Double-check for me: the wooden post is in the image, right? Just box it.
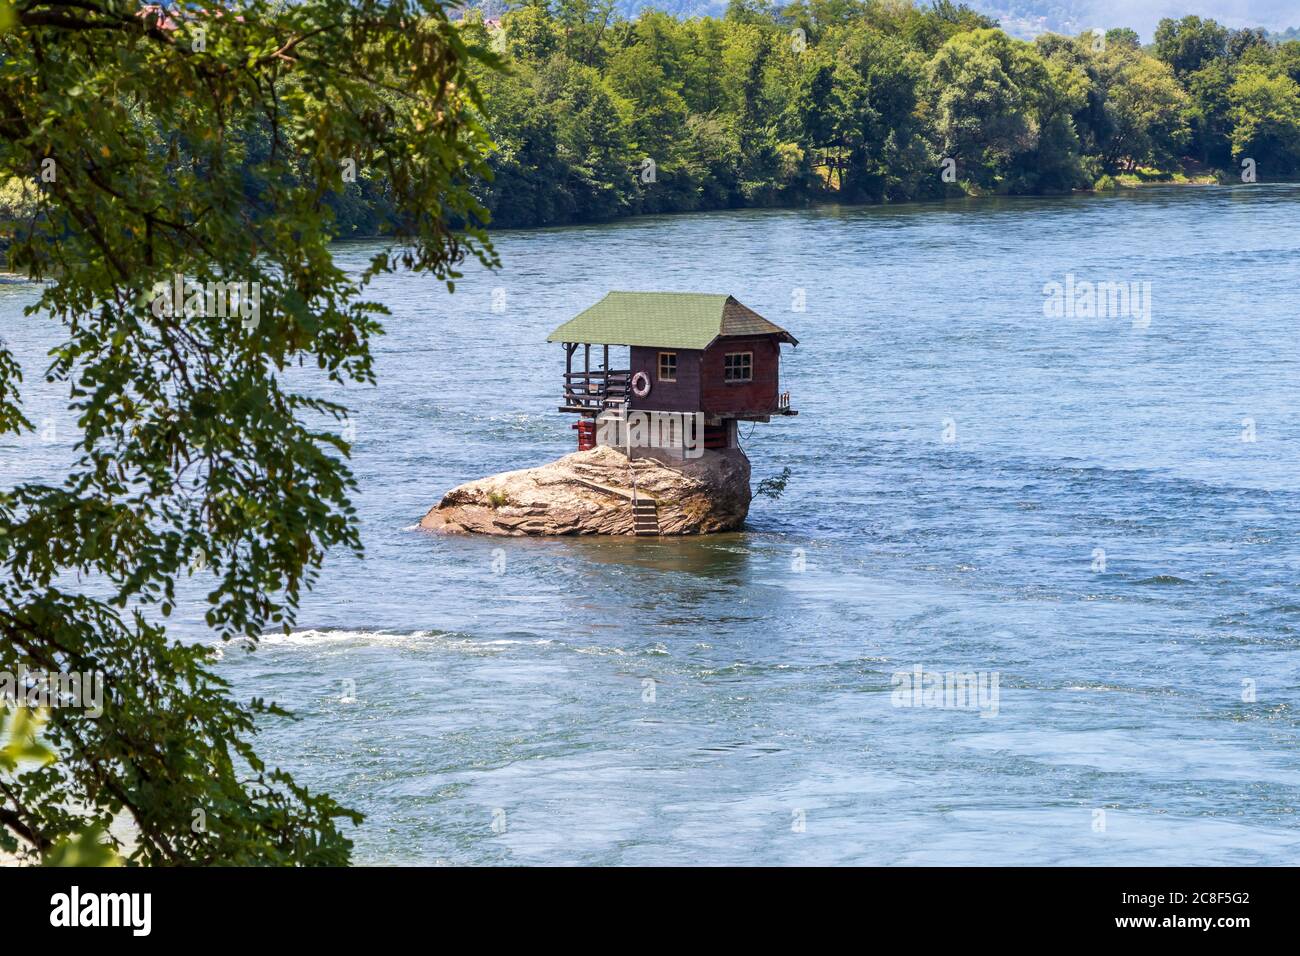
[564,342,573,404]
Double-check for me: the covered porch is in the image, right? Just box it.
[558,342,630,413]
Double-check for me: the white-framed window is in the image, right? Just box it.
[658,351,677,382]
[724,351,752,383]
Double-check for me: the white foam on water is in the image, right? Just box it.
[217,628,558,653]
[256,628,438,647]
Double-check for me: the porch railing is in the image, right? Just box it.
[563,369,631,411]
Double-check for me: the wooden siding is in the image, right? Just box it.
[628,346,702,413]
[701,336,780,416]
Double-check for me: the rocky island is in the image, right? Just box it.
[420,445,752,536]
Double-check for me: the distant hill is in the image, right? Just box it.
[964,2,1087,38]
[458,1,1298,44]
[965,2,1299,40]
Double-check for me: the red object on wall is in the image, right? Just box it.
[573,419,596,451]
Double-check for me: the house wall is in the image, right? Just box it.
[701,336,780,416]
[628,346,702,413]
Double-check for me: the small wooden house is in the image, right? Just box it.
[548,292,798,452]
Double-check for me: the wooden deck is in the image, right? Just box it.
[562,368,630,413]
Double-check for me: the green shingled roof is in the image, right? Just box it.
[547,292,798,349]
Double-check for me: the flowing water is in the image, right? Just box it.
[3,184,1299,864]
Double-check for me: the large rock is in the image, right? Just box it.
[420,445,751,536]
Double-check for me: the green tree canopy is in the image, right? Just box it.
[1229,66,1300,173]
[926,29,1054,190]
[0,0,495,864]
[1154,15,1230,78]
[1097,44,1191,172]
[431,3,1300,228]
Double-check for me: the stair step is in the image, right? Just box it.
[631,493,659,536]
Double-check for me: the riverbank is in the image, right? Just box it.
[1095,162,1223,191]
[350,164,1249,238]
[0,166,1254,256]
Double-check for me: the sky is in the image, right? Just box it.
[980,1,1297,40]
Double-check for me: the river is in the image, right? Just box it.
[3,184,1299,864]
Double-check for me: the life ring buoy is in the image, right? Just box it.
[631,371,651,398]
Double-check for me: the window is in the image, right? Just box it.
[724,352,752,383]
[658,352,677,382]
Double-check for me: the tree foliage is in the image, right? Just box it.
[1229,67,1300,172]
[458,2,1300,227]
[0,0,496,864]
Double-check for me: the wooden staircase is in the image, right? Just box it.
[632,496,659,536]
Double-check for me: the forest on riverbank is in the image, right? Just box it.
[455,1,1300,227]
[3,1,1300,237]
